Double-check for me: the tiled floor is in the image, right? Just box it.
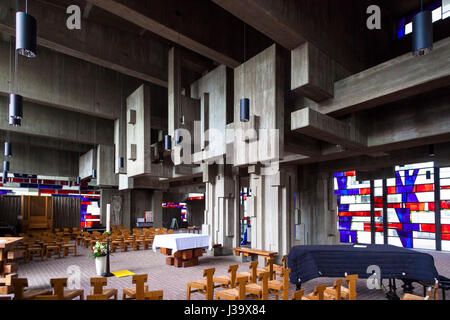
[5,246,450,300]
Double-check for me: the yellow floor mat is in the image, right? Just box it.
[112,270,136,278]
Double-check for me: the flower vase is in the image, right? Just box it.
[95,256,106,276]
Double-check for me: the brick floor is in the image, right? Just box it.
[4,245,450,300]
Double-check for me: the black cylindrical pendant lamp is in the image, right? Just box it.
[4,142,11,157]
[240,98,250,122]
[16,12,37,58]
[412,10,433,56]
[118,157,124,169]
[9,94,23,120]
[76,176,81,184]
[68,180,72,187]
[92,169,97,179]
[2,170,8,183]
[3,161,9,172]
[164,135,172,151]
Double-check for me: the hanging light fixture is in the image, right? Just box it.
[4,142,11,157]
[76,176,81,184]
[240,98,250,122]
[9,93,23,120]
[164,134,172,151]
[174,129,183,146]
[412,1,433,56]
[118,157,124,169]
[16,0,37,58]
[92,169,97,179]
[2,170,8,184]
[240,24,250,122]
[428,144,435,157]
[68,180,72,187]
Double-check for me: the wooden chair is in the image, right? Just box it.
[291,289,305,300]
[0,296,12,300]
[62,237,77,257]
[144,290,164,300]
[402,280,439,300]
[245,271,270,300]
[122,231,135,251]
[302,284,327,300]
[273,255,287,278]
[257,257,275,280]
[12,278,53,300]
[43,238,61,260]
[268,267,290,300]
[34,295,59,300]
[87,294,109,300]
[90,277,118,300]
[26,245,44,262]
[324,274,358,300]
[168,229,174,234]
[237,261,258,284]
[83,233,92,248]
[216,276,248,300]
[187,268,215,300]
[110,235,125,252]
[123,274,150,300]
[213,265,239,289]
[323,279,343,300]
[50,278,84,300]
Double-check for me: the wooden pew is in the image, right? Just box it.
[232,247,277,260]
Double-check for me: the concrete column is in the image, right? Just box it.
[151,190,163,228]
[299,167,338,245]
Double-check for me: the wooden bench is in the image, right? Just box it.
[232,247,277,261]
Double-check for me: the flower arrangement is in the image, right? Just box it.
[90,241,108,258]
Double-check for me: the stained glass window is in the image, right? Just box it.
[387,162,435,250]
[334,171,372,244]
[396,1,445,39]
[441,167,450,251]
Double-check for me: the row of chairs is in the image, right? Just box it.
[4,274,163,300]
[13,235,78,262]
[186,257,360,301]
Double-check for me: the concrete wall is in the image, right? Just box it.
[79,149,96,180]
[97,145,118,186]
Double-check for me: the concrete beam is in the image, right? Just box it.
[0,1,168,87]
[291,42,350,102]
[291,108,367,149]
[0,96,114,146]
[85,0,241,68]
[211,0,367,73]
[318,37,450,116]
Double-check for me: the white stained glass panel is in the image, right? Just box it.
[412,231,435,239]
[442,240,450,252]
[374,180,383,187]
[387,178,396,187]
[441,189,450,200]
[405,22,413,34]
[441,167,450,178]
[334,179,338,190]
[415,173,434,185]
[411,211,435,224]
[395,162,434,171]
[444,0,450,19]
[348,204,371,211]
[432,7,442,22]
[387,208,399,223]
[352,217,371,222]
[375,233,384,244]
[388,229,399,237]
[415,192,435,202]
[357,231,371,244]
[388,236,403,247]
[374,188,383,197]
[413,239,436,250]
[442,210,450,225]
[387,194,402,203]
[350,222,365,231]
[441,178,450,187]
